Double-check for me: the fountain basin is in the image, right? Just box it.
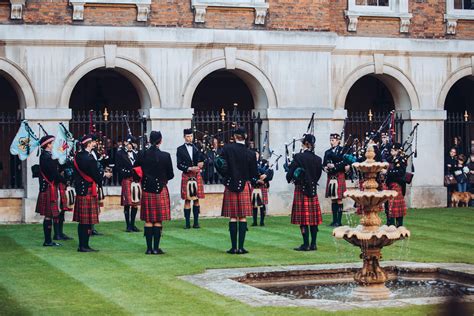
[344,190,398,207]
[333,225,410,243]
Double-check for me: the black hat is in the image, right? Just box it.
[392,142,402,150]
[125,134,137,144]
[40,135,55,148]
[303,133,316,145]
[81,134,94,145]
[183,128,193,136]
[233,127,247,138]
[150,131,162,144]
[330,133,341,140]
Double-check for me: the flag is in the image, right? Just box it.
[10,120,39,161]
[52,124,75,165]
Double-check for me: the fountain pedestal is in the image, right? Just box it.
[333,146,410,300]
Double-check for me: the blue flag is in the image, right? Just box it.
[52,124,75,165]
[10,120,39,161]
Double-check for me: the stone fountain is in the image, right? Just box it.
[333,145,410,299]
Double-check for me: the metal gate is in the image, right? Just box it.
[0,112,22,189]
[345,111,405,144]
[445,111,473,155]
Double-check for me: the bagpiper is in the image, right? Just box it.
[35,135,64,247]
[323,133,348,227]
[218,127,257,254]
[176,128,205,229]
[286,133,323,251]
[55,160,75,241]
[138,131,174,255]
[384,142,408,227]
[251,151,273,227]
[116,134,141,232]
[73,134,103,252]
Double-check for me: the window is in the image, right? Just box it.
[445,0,474,34]
[191,0,269,25]
[69,0,151,22]
[345,0,412,33]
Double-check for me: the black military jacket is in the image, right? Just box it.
[116,148,138,182]
[286,150,322,198]
[220,142,258,193]
[138,146,174,193]
[323,145,346,175]
[386,155,407,196]
[39,150,64,192]
[74,150,103,196]
[176,143,205,173]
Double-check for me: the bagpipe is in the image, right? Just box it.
[122,114,143,203]
[398,123,419,184]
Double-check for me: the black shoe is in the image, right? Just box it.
[53,235,63,241]
[145,249,153,255]
[60,234,73,240]
[226,248,237,254]
[329,222,335,227]
[192,224,200,229]
[309,245,317,251]
[91,230,103,236]
[293,245,310,251]
[260,223,265,227]
[126,226,133,232]
[237,248,249,254]
[43,242,61,247]
[251,222,257,227]
[132,226,140,232]
[77,247,92,252]
[184,224,191,229]
[153,249,165,255]
[85,247,99,252]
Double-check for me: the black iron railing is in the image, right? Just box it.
[345,111,405,144]
[445,111,473,155]
[0,112,23,189]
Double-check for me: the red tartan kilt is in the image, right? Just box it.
[35,187,59,218]
[325,171,347,199]
[181,172,205,200]
[140,187,171,223]
[73,188,99,224]
[221,182,252,218]
[388,182,407,218]
[121,177,140,207]
[291,185,323,226]
[261,186,269,205]
[58,183,73,212]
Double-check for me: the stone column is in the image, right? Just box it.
[22,108,72,223]
[148,108,194,218]
[406,110,447,208]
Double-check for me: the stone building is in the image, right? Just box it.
[0,0,473,222]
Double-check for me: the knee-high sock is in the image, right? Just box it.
[300,225,309,247]
[396,217,404,227]
[192,205,200,226]
[252,207,258,224]
[130,207,138,228]
[43,219,52,244]
[331,202,337,225]
[124,206,130,228]
[144,227,153,251]
[53,217,60,238]
[229,222,238,250]
[184,208,191,227]
[238,222,247,250]
[77,224,84,248]
[85,225,92,248]
[310,225,318,247]
[59,211,67,236]
[152,226,162,250]
[260,205,266,225]
[387,217,395,226]
[337,204,343,226]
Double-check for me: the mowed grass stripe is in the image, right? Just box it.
[0,236,128,316]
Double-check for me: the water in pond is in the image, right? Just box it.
[258,279,474,301]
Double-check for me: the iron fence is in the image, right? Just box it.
[345,111,405,144]
[445,111,473,156]
[0,112,22,189]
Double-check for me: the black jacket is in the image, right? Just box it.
[116,148,138,182]
[74,150,103,196]
[323,145,346,175]
[386,155,407,196]
[39,150,64,192]
[220,142,258,192]
[137,146,174,193]
[286,150,322,198]
[176,143,205,173]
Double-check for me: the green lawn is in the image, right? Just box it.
[0,208,473,315]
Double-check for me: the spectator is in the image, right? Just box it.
[445,147,457,207]
[467,152,474,207]
[453,154,469,193]
[453,136,465,157]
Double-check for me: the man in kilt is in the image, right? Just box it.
[383,142,407,227]
[138,131,174,255]
[251,151,273,227]
[286,134,323,251]
[323,133,348,227]
[219,127,257,254]
[177,128,205,229]
[73,134,103,252]
[54,160,75,241]
[116,134,140,232]
[35,135,64,247]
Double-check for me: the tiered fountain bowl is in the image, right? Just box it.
[333,145,410,300]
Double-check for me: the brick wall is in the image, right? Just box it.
[0,0,473,39]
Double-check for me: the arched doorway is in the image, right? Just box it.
[444,75,474,157]
[191,70,263,184]
[0,72,22,189]
[344,74,404,144]
[69,68,143,186]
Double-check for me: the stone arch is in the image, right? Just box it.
[437,65,473,109]
[182,57,278,110]
[335,63,420,111]
[59,56,161,109]
[0,58,37,109]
